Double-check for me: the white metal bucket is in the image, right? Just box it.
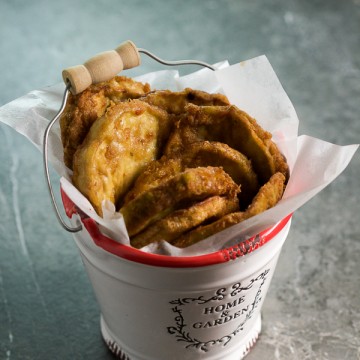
[67,192,291,360]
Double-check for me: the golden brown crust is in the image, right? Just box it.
[140,88,229,115]
[123,157,183,205]
[124,140,259,209]
[130,195,239,249]
[164,104,289,184]
[171,172,286,248]
[72,99,171,216]
[60,76,151,169]
[120,166,240,237]
[179,141,259,208]
[61,75,288,248]
[243,172,285,218]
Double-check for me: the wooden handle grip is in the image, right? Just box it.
[62,40,141,94]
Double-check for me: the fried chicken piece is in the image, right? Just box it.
[123,157,183,205]
[179,141,259,208]
[72,99,171,216]
[171,172,286,248]
[130,195,239,249]
[60,76,151,169]
[241,172,286,219]
[165,104,289,184]
[140,88,229,114]
[124,141,258,208]
[120,166,240,237]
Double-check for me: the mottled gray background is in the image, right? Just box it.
[0,0,359,359]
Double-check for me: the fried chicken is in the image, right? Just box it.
[60,76,151,169]
[130,195,239,248]
[72,99,171,215]
[165,104,289,184]
[179,141,259,208]
[140,88,229,114]
[124,141,259,209]
[171,172,286,248]
[60,75,288,249]
[120,166,240,237]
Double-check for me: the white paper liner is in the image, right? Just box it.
[0,56,358,257]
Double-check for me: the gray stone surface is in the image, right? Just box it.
[0,0,359,359]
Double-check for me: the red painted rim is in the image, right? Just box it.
[61,187,292,268]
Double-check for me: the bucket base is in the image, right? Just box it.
[100,314,261,360]
[101,316,131,360]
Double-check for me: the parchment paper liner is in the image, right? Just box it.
[0,56,358,257]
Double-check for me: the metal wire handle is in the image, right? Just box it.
[138,48,216,71]
[44,44,215,232]
[43,82,82,232]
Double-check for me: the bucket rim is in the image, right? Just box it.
[61,187,292,268]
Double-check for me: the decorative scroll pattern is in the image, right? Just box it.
[167,269,270,352]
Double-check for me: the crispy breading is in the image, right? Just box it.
[179,141,259,208]
[123,157,183,205]
[165,104,289,184]
[120,166,240,237]
[269,142,290,180]
[124,141,259,208]
[130,195,239,249]
[241,172,286,218]
[171,172,286,248]
[60,76,151,169]
[140,88,229,114]
[72,100,171,216]
[61,75,289,249]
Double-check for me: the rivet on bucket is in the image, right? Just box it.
[220,214,292,262]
